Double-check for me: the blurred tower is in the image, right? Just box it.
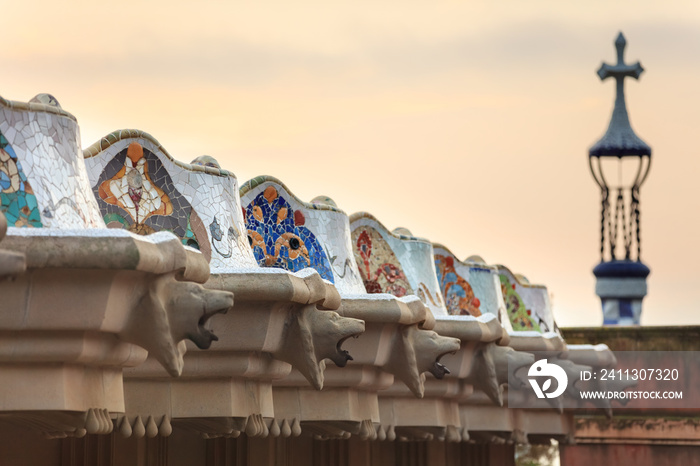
[589,32,651,325]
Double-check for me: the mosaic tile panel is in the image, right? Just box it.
[498,266,555,333]
[499,275,541,332]
[349,213,448,317]
[354,227,413,297]
[432,245,512,330]
[84,131,257,269]
[434,254,482,317]
[0,130,41,227]
[240,178,365,294]
[241,184,334,282]
[0,96,105,229]
[91,141,208,254]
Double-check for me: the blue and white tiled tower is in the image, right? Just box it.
[589,32,651,325]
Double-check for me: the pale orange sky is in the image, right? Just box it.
[4,1,700,326]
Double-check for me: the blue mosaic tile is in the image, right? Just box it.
[244,185,334,282]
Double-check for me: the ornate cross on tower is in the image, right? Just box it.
[591,32,650,158]
[588,32,652,326]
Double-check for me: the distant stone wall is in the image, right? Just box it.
[561,326,700,351]
[560,326,700,466]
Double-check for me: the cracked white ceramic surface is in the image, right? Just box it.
[84,136,258,270]
[0,101,104,229]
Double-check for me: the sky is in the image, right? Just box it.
[4,1,700,327]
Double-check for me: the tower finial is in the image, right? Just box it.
[588,32,652,325]
[590,31,650,158]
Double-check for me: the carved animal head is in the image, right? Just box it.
[388,326,461,398]
[467,342,505,407]
[555,358,592,399]
[274,305,365,390]
[493,346,535,388]
[123,273,234,376]
[311,311,365,368]
[415,330,461,380]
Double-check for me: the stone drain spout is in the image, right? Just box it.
[274,304,365,391]
[390,327,461,398]
[122,272,234,376]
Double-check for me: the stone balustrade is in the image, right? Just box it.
[0,95,233,438]
[348,214,544,442]
[240,177,461,440]
[84,133,365,438]
[0,92,624,465]
[432,246,620,437]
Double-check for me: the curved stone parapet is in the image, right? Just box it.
[0,97,238,437]
[349,212,447,317]
[236,178,467,441]
[82,139,368,437]
[239,176,365,294]
[344,213,531,441]
[0,90,621,454]
[84,132,363,387]
[430,245,584,411]
[384,229,584,441]
[83,130,257,269]
[430,244,563,349]
[428,245,568,412]
[0,95,104,228]
[239,178,459,393]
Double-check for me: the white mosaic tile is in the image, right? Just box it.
[0,99,105,229]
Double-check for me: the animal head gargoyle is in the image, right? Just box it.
[274,304,365,390]
[122,272,234,376]
[387,326,461,398]
[466,342,504,407]
[490,345,535,389]
[555,359,592,399]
